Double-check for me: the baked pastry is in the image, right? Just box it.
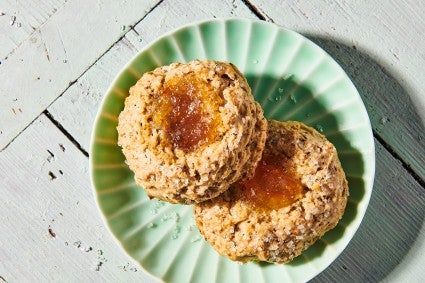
[117,60,267,204]
[194,120,348,263]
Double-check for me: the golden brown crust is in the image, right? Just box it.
[117,60,267,204]
[194,120,348,263]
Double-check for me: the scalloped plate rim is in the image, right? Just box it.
[89,18,376,283]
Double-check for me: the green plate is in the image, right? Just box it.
[90,19,375,283]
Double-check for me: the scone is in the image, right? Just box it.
[117,60,267,204]
[194,120,348,263]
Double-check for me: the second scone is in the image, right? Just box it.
[117,60,267,204]
[194,120,348,263]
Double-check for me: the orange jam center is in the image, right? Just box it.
[155,74,222,152]
[237,154,305,210]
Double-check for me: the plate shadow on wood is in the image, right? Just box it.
[306,35,425,282]
[90,19,379,282]
[306,34,425,180]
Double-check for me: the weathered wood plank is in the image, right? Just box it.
[2,1,423,282]
[0,114,159,282]
[0,0,161,151]
[0,0,68,59]
[1,118,423,282]
[47,0,256,151]
[307,36,425,183]
[47,36,139,150]
[247,0,425,182]
[312,140,425,282]
[383,222,425,282]
[132,0,257,44]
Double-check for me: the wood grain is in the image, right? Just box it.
[1,119,423,282]
[47,35,139,150]
[1,0,424,282]
[247,0,425,181]
[0,0,68,59]
[0,0,161,151]
[47,0,256,151]
[0,115,158,282]
[132,0,256,44]
[312,140,425,282]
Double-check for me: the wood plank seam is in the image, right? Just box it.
[240,0,274,22]
[374,131,425,188]
[44,110,89,157]
[243,0,425,183]
[0,0,164,153]
[0,110,40,153]
[127,0,164,35]
[8,1,422,191]
[47,0,423,188]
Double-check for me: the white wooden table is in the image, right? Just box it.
[1,1,424,282]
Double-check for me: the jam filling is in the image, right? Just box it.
[237,153,305,210]
[154,74,223,152]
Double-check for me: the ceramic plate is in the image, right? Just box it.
[90,19,375,283]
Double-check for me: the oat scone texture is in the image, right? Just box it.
[117,60,267,204]
[194,120,349,263]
